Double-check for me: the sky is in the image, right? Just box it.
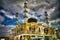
[0,0,60,36]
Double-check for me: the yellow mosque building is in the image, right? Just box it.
[9,0,58,40]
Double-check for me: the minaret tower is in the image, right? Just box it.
[16,12,19,35]
[45,11,49,27]
[24,0,28,24]
[16,12,18,26]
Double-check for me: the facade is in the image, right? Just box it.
[10,0,57,40]
[12,22,57,40]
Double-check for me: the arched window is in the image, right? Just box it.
[20,36,22,40]
[39,28,40,32]
[44,28,48,34]
[29,27,35,33]
[20,28,24,33]
[29,27,32,31]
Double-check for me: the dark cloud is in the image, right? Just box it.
[50,0,60,20]
[29,4,48,11]
[0,0,23,13]
[0,0,4,6]
[29,0,56,10]
[28,0,60,21]
[0,0,24,5]
[0,32,10,36]
[0,25,12,36]
[51,22,60,29]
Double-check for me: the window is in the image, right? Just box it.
[33,27,35,32]
[21,28,23,31]
[20,28,24,33]
[39,28,40,32]
[29,27,33,31]
[29,27,35,33]
[44,28,48,34]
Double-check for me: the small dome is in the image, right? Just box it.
[28,18,37,23]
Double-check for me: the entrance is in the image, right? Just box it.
[20,35,30,40]
[24,35,30,40]
[44,36,51,40]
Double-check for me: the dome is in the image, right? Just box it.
[28,18,37,23]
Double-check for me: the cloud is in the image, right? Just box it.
[0,0,23,13]
[50,18,60,23]
[28,0,60,21]
[0,9,16,25]
[0,0,59,21]
[49,18,60,29]
[50,0,60,20]
[0,10,15,19]
[0,0,60,24]
[0,24,14,36]
[0,0,4,6]
[0,16,5,23]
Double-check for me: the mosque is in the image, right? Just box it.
[9,0,58,40]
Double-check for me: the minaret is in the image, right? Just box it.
[24,0,28,23]
[45,11,49,27]
[16,12,19,35]
[16,12,19,26]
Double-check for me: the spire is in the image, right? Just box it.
[24,0,28,23]
[16,12,19,26]
[16,12,19,35]
[45,11,49,27]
